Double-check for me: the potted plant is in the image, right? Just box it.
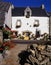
[3,42,10,58]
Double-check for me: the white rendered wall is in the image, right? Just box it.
[12,16,49,34]
[5,6,12,29]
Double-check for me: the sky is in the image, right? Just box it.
[2,0,51,12]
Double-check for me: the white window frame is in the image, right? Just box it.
[16,20,21,28]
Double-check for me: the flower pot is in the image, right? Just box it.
[3,50,10,58]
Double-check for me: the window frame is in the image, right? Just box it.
[16,20,21,28]
[33,20,39,27]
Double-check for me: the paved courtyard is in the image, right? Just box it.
[0,43,51,65]
[0,44,28,65]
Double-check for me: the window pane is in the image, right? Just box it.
[34,20,39,27]
[16,20,21,28]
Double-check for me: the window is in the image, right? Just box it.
[26,11,30,18]
[16,20,21,28]
[24,7,32,18]
[33,20,39,27]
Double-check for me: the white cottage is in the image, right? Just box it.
[12,4,50,36]
[0,2,51,38]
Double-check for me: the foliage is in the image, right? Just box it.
[4,46,10,50]
[2,28,11,39]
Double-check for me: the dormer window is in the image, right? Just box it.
[24,7,32,18]
[16,20,21,28]
[26,11,30,18]
[33,20,39,27]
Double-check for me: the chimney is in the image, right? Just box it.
[41,4,45,9]
[11,4,14,9]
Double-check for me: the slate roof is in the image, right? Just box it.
[0,12,5,26]
[0,2,11,12]
[0,2,11,26]
[12,7,49,17]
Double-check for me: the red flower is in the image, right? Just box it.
[0,48,3,50]
[3,42,10,46]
